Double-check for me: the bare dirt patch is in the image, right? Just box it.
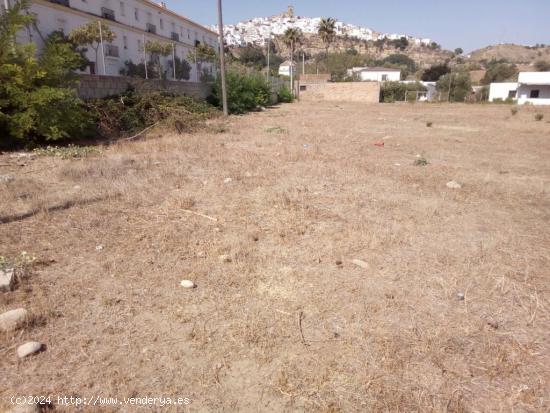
[1,102,549,412]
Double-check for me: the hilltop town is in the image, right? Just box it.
[215,6,432,48]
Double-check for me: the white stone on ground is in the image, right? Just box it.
[17,341,43,358]
[446,181,462,189]
[351,259,369,269]
[0,268,15,292]
[0,308,28,332]
[180,280,196,289]
[223,177,233,184]
[219,254,232,263]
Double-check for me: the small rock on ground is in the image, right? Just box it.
[0,308,28,332]
[351,259,369,269]
[0,268,16,292]
[219,254,232,263]
[0,174,15,183]
[17,341,43,358]
[180,280,196,289]
[446,181,462,189]
[223,177,233,184]
[457,292,465,301]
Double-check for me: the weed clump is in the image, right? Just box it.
[414,157,429,166]
[33,145,101,159]
[511,107,518,116]
[534,113,544,121]
[426,121,433,127]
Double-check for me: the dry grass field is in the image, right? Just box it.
[1,101,550,412]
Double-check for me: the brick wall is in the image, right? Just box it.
[299,81,380,103]
[77,75,212,100]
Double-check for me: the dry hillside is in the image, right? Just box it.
[469,43,550,65]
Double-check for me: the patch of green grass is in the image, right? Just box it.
[414,157,429,166]
[33,145,101,159]
[265,126,288,134]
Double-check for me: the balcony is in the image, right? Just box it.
[47,0,70,6]
[146,23,157,34]
[105,44,119,58]
[101,7,115,21]
[171,32,180,42]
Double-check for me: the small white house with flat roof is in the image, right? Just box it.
[489,72,550,105]
[517,72,550,105]
[278,60,296,77]
[347,67,401,82]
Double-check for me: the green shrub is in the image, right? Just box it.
[380,81,427,103]
[209,71,271,114]
[436,73,472,102]
[277,84,293,103]
[0,2,93,147]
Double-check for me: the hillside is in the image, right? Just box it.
[469,43,550,65]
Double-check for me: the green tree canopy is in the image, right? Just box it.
[437,72,472,102]
[69,20,116,71]
[318,17,336,54]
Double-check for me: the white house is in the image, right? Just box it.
[5,0,218,81]
[278,60,296,77]
[517,72,550,105]
[347,67,401,82]
[489,72,550,105]
[489,82,518,102]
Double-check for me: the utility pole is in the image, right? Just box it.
[290,40,294,97]
[302,52,305,75]
[98,20,107,75]
[266,35,270,82]
[143,33,148,79]
[217,0,228,116]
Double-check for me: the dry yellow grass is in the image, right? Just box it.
[1,101,549,412]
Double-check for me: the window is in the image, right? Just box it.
[123,35,128,49]
[137,39,142,51]
[120,2,125,17]
[530,90,540,99]
[134,8,139,21]
[508,90,517,98]
[381,74,388,81]
[160,18,164,30]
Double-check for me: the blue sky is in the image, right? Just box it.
[164,0,550,52]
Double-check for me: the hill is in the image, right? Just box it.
[469,43,550,65]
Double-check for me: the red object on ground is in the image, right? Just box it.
[373,140,385,147]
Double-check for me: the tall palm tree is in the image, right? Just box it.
[318,17,336,56]
[283,28,302,94]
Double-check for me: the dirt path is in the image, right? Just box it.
[1,102,550,412]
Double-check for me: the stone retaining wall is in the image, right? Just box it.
[299,81,380,103]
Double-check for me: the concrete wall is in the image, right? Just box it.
[77,75,212,100]
[489,83,518,102]
[299,82,380,103]
[20,0,217,81]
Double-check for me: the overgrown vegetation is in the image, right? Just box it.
[209,70,271,114]
[380,81,427,103]
[33,145,101,159]
[0,1,93,147]
[87,91,217,138]
[436,72,472,102]
[534,113,544,121]
[481,60,518,84]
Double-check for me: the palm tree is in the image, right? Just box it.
[283,28,302,90]
[318,17,336,56]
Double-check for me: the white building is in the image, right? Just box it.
[489,82,518,102]
[517,72,550,105]
[347,67,401,82]
[6,0,218,81]
[489,72,550,105]
[278,60,296,77]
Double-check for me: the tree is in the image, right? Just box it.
[283,27,303,59]
[144,40,172,79]
[481,62,517,84]
[188,43,217,81]
[421,63,450,81]
[318,17,336,56]
[390,37,409,51]
[534,60,550,71]
[454,48,464,55]
[1,1,92,145]
[436,72,472,102]
[69,20,116,73]
[170,56,191,80]
[239,44,266,68]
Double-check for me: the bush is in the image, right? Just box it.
[481,62,518,84]
[421,64,450,81]
[535,113,544,121]
[0,4,93,147]
[511,107,518,116]
[209,71,271,114]
[87,91,216,138]
[436,73,472,102]
[277,84,293,103]
[380,81,427,103]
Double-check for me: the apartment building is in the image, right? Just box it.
[7,0,218,81]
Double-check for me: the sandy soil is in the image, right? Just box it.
[1,101,550,412]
